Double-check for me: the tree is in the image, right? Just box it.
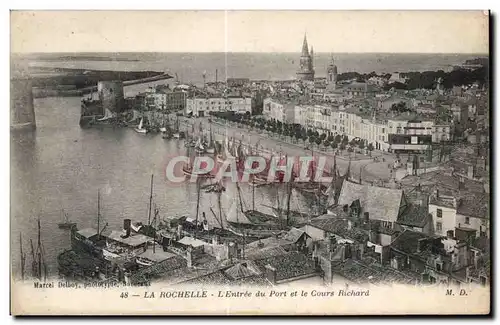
[309,136,315,145]
[320,133,327,141]
[339,143,346,152]
[367,143,374,157]
[327,135,334,143]
[324,140,330,148]
[331,142,338,150]
[358,141,365,150]
[342,136,349,145]
[334,134,342,144]
[347,147,354,153]
[315,137,322,146]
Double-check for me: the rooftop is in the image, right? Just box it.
[177,236,207,248]
[253,251,317,282]
[397,204,430,228]
[106,230,153,248]
[337,180,403,223]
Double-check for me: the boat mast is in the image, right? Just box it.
[194,177,202,239]
[147,174,154,226]
[217,190,224,230]
[252,177,255,211]
[236,181,245,213]
[286,182,292,228]
[37,218,42,280]
[19,233,25,281]
[29,239,36,278]
[97,189,101,241]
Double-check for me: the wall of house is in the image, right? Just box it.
[429,204,457,237]
[304,225,326,241]
[455,214,489,238]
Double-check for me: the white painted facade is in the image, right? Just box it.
[186,97,251,116]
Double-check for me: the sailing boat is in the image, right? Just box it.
[182,142,214,178]
[97,108,116,121]
[19,233,26,281]
[58,209,77,229]
[194,137,206,154]
[173,116,181,138]
[30,218,48,281]
[135,117,148,134]
[206,125,215,154]
[224,184,282,239]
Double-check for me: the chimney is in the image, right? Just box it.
[124,271,131,286]
[467,165,474,179]
[363,212,370,223]
[459,179,465,190]
[265,264,277,284]
[186,246,193,268]
[435,189,440,199]
[177,224,183,238]
[123,219,131,238]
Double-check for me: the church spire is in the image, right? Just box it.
[301,34,309,56]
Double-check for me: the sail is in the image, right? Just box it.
[128,110,141,123]
[226,198,252,224]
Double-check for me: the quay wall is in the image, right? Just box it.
[11,79,36,130]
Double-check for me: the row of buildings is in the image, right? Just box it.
[263,97,451,152]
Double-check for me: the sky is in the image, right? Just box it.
[11,10,489,53]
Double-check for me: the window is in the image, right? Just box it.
[436,222,443,232]
[437,209,442,218]
[465,217,470,225]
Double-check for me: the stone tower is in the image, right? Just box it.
[296,34,315,81]
[326,55,338,91]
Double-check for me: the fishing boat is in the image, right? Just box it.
[58,209,77,229]
[194,138,206,154]
[173,116,181,138]
[182,145,215,178]
[136,257,155,267]
[205,125,215,154]
[97,108,116,122]
[135,118,148,134]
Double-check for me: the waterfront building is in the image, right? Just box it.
[145,89,186,111]
[98,81,124,113]
[185,96,251,117]
[296,34,315,81]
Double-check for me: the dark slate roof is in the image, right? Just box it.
[456,193,490,219]
[224,261,262,280]
[309,217,369,243]
[337,180,403,222]
[282,227,307,243]
[253,251,316,282]
[245,246,288,260]
[331,259,420,285]
[130,255,187,285]
[397,204,430,228]
[390,230,429,255]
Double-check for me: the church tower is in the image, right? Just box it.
[326,54,338,91]
[296,34,315,81]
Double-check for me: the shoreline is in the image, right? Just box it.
[32,73,173,98]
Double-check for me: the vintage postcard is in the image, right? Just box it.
[10,10,490,315]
